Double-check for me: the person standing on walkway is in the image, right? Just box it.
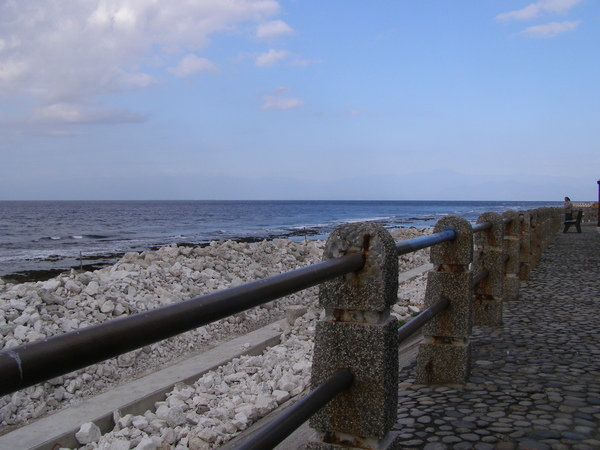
[563,197,573,220]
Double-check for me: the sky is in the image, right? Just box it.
[1,0,599,202]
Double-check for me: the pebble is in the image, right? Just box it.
[392,227,600,449]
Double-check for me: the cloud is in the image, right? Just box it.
[0,0,281,124]
[32,102,147,124]
[256,20,294,40]
[255,49,289,67]
[168,54,219,77]
[520,20,582,38]
[496,0,581,21]
[261,87,304,110]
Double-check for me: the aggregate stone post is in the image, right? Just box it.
[309,222,400,450]
[519,212,532,282]
[529,210,541,270]
[554,207,561,233]
[472,212,504,327]
[502,211,521,301]
[415,216,473,385]
[541,208,551,251]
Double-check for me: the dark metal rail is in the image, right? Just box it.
[472,222,492,233]
[236,369,354,450]
[0,254,364,397]
[396,227,456,255]
[398,297,449,343]
[473,269,490,286]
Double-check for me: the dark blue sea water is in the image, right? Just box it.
[0,200,560,280]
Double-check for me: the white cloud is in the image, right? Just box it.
[0,0,281,124]
[255,49,289,67]
[520,20,582,38]
[261,87,304,110]
[168,54,219,77]
[32,103,147,124]
[256,20,294,40]
[496,0,581,21]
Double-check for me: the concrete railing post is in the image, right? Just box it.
[415,216,473,384]
[502,211,521,301]
[555,207,562,232]
[472,212,505,327]
[551,207,560,233]
[539,208,548,252]
[519,212,532,282]
[542,208,552,250]
[529,210,541,270]
[309,222,400,449]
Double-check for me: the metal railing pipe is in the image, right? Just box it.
[398,297,449,344]
[396,228,456,256]
[237,369,354,450]
[472,269,490,286]
[0,253,365,397]
[472,222,492,233]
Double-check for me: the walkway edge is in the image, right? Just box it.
[0,320,285,450]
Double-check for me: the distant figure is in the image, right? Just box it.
[563,197,573,221]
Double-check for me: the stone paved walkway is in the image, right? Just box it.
[391,225,600,450]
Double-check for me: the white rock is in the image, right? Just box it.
[75,422,101,444]
[117,351,138,368]
[232,411,248,429]
[255,395,276,415]
[161,427,177,445]
[166,406,186,427]
[132,417,149,430]
[155,404,170,420]
[188,436,211,450]
[277,377,297,392]
[84,281,100,296]
[106,439,131,450]
[65,280,82,294]
[285,305,307,325]
[13,324,29,341]
[236,404,257,421]
[273,389,290,404]
[135,435,159,450]
[100,300,116,314]
[9,299,27,311]
[43,279,61,292]
[198,428,219,443]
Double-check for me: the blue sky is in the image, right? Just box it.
[1,0,598,201]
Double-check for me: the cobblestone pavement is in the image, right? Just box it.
[392,225,600,450]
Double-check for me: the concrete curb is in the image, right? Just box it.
[0,263,434,449]
[0,320,285,450]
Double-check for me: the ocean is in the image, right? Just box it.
[0,200,560,281]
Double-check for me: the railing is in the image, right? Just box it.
[0,207,561,449]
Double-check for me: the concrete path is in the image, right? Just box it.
[0,322,284,450]
[390,224,600,449]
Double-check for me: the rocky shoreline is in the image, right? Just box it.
[0,228,326,285]
[0,227,432,448]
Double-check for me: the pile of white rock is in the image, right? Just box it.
[0,227,431,447]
